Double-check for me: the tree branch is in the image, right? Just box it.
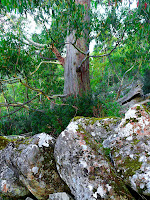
[51,46,65,66]
[0,102,29,109]
[0,94,39,119]
[89,41,120,58]
[30,61,61,76]
[6,13,65,66]
[18,78,67,101]
[116,65,136,100]
[78,28,126,69]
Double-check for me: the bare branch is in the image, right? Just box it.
[116,65,136,100]
[0,94,39,119]
[47,94,68,100]
[30,61,61,76]
[17,78,67,101]
[0,78,20,83]
[78,28,126,69]
[24,37,49,49]
[90,41,120,58]
[0,102,29,109]
[71,43,89,55]
[34,52,58,60]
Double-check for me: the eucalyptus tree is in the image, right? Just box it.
[0,0,149,99]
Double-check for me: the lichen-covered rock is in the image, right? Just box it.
[54,119,134,200]
[49,192,74,200]
[103,104,150,196]
[25,197,34,200]
[0,136,30,198]
[0,133,70,200]
[73,116,121,142]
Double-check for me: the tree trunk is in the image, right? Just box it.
[63,0,90,96]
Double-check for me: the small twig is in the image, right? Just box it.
[116,65,136,100]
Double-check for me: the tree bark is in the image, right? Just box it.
[63,0,90,96]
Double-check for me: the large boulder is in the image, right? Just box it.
[1,104,150,200]
[103,104,150,196]
[54,104,150,199]
[54,117,134,200]
[0,133,70,200]
[0,136,30,199]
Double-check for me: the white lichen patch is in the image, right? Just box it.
[117,122,133,137]
[126,136,133,141]
[66,121,78,133]
[61,131,65,137]
[88,185,93,191]
[91,132,96,137]
[116,104,150,137]
[79,160,87,168]
[125,107,137,119]
[1,180,7,188]
[82,144,88,150]
[93,185,106,198]
[106,184,112,191]
[129,154,134,159]
[139,155,147,162]
[32,166,39,174]
[140,183,145,189]
[38,133,53,147]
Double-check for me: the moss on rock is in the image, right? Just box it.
[0,136,10,150]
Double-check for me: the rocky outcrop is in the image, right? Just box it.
[0,133,70,200]
[0,104,150,200]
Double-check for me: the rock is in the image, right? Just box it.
[0,136,30,198]
[0,133,70,200]
[103,104,150,196]
[54,117,134,200]
[1,105,150,200]
[117,81,143,105]
[25,197,34,200]
[49,192,74,200]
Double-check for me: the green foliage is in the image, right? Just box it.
[0,92,121,136]
[0,0,149,137]
[142,68,150,95]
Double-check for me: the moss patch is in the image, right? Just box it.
[123,156,142,177]
[0,136,10,150]
[123,118,139,127]
[116,155,142,177]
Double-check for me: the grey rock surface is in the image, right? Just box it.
[0,133,70,200]
[49,192,74,200]
[103,104,150,196]
[25,197,34,200]
[54,118,133,200]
